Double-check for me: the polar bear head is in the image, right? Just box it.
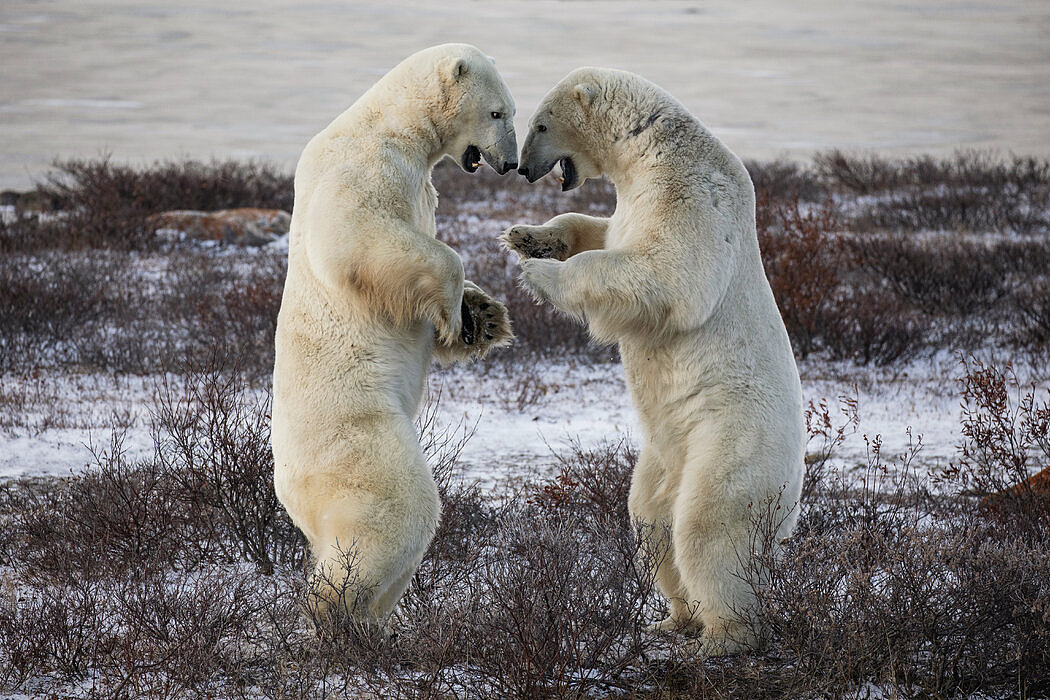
[515,67,612,191]
[517,67,678,191]
[409,44,518,175]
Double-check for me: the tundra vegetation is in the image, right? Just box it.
[0,152,1048,698]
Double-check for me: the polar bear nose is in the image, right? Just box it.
[517,165,531,179]
[499,161,518,175]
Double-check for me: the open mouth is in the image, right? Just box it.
[556,157,577,191]
[461,145,482,173]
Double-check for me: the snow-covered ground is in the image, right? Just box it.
[3,351,1032,488]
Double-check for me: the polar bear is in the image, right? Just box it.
[272,44,516,625]
[503,67,804,655]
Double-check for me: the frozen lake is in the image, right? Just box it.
[2,0,1049,190]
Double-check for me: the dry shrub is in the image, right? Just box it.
[750,412,1050,698]
[529,437,636,524]
[0,246,285,376]
[183,250,286,376]
[1015,283,1050,349]
[1009,241,1050,350]
[857,186,1048,234]
[816,149,1050,196]
[10,432,187,583]
[852,234,1022,316]
[757,194,854,358]
[817,150,1050,234]
[464,514,659,700]
[744,158,826,202]
[152,356,305,573]
[26,157,293,251]
[935,357,1050,529]
[821,287,926,366]
[0,251,116,371]
[801,394,860,504]
[3,364,1050,697]
[814,150,903,195]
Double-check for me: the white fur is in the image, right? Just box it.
[272,44,515,624]
[506,67,805,655]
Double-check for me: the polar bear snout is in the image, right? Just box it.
[462,145,517,175]
[479,130,519,175]
[494,159,518,175]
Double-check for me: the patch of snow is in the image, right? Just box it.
[2,353,1045,487]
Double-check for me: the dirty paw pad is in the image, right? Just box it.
[501,225,569,261]
[460,287,513,355]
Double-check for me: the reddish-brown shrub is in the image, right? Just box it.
[757,194,854,358]
[528,437,637,524]
[935,357,1050,529]
[821,287,927,366]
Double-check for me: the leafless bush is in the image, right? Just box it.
[821,286,927,366]
[529,437,637,524]
[750,416,1049,698]
[153,355,306,573]
[817,150,1050,234]
[0,251,125,371]
[0,244,285,376]
[1015,283,1050,349]
[852,234,1024,316]
[757,194,855,358]
[801,394,859,505]
[8,432,189,584]
[744,158,827,202]
[934,357,1050,530]
[816,149,1050,196]
[3,365,1050,697]
[28,157,293,252]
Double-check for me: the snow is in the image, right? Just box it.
[5,351,1042,486]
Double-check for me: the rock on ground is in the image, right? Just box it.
[148,207,291,246]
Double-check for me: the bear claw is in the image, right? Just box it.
[458,285,513,356]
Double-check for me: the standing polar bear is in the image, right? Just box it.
[272,44,516,625]
[503,68,804,655]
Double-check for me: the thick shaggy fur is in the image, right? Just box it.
[272,44,515,625]
[505,67,804,655]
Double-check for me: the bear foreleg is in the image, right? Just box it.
[501,212,609,261]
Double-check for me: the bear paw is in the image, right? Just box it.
[645,615,702,634]
[518,258,565,308]
[691,625,760,658]
[459,284,513,357]
[500,224,570,261]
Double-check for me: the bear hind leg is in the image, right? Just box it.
[308,488,438,627]
[628,449,702,633]
[671,513,761,656]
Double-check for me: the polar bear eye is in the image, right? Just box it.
[490,111,503,119]
[536,124,547,133]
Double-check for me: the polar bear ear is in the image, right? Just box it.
[573,83,597,109]
[442,56,469,82]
